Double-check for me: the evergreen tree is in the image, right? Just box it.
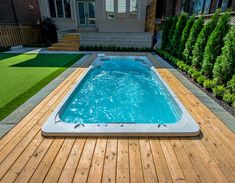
[201,12,230,78]
[192,10,220,70]
[166,16,178,51]
[171,13,188,56]
[183,17,204,64]
[178,15,195,59]
[213,26,235,84]
[161,17,173,50]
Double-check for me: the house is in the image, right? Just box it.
[38,0,157,50]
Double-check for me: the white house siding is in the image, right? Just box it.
[39,0,152,33]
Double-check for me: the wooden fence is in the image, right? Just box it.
[0,24,41,47]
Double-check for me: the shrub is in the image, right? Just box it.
[161,17,173,50]
[212,85,226,98]
[177,61,189,72]
[166,16,178,51]
[183,17,204,65]
[171,13,188,56]
[203,79,216,90]
[40,18,57,45]
[227,75,235,93]
[178,16,195,59]
[223,91,235,104]
[197,75,206,85]
[201,12,230,78]
[187,67,195,75]
[213,26,235,84]
[192,10,220,70]
[191,71,201,80]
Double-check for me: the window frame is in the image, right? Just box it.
[48,0,72,19]
[105,0,115,19]
[105,0,139,20]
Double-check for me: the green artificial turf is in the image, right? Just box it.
[0,53,84,121]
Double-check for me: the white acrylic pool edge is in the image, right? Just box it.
[41,55,200,136]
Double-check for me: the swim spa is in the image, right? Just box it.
[42,54,200,136]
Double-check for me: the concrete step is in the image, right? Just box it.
[63,33,80,39]
[60,37,80,41]
[58,40,80,44]
[48,46,80,51]
[52,43,80,47]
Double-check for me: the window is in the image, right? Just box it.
[48,0,56,18]
[192,0,204,15]
[118,0,126,13]
[203,0,211,14]
[48,0,71,18]
[221,0,230,11]
[105,0,114,19]
[105,0,139,20]
[64,0,71,18]
[56,0,64,18]
[130,0,138,16]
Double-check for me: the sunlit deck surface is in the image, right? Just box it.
[0,54,234,183]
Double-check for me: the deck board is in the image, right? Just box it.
[0,54,235,183]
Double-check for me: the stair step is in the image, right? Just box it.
[58,40,80,44]
[62,37,80,41]
[52,43,80,47]
[63,34,80,39]
[48,46,80,51]
[48,33,80,51]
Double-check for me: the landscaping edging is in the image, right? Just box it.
[154,53,235,133]
[0,54,91,138]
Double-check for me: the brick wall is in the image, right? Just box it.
[0,0,40,24]
[0,0,16,23]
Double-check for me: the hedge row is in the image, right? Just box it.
[160,9,234,106]
[157,49,235,107]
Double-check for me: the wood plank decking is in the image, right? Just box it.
[0,54,235,183]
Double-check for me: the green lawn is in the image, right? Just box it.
[0,53,84,121]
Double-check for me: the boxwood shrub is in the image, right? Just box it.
[183,17,204,64]
[227,75,235,93]
[223,91,235,105]
[213,26,235,84]
[212,85,226,98]
[203,79,216,90]
[197,75,206,85]
[192,10,220,70]
[201,12,230,78]
[191,71,201,80]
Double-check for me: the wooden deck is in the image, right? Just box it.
[0,54,235,183]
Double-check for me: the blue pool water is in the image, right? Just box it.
[59,56,183,124]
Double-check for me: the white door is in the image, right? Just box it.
[77,1,95,27]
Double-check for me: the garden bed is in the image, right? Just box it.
[157,51,235,117]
